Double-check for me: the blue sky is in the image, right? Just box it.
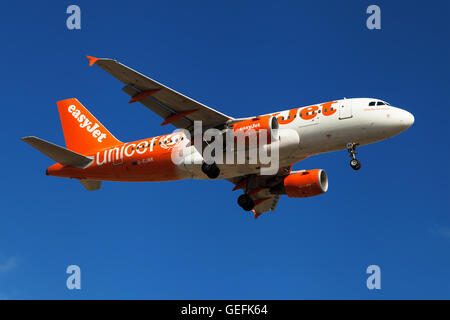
[0,0,449,299]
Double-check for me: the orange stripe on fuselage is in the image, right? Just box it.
[271,101,338,125]
[47,100,339,182]
[47,132,185,182]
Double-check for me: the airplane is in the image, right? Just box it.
[22,56,415,218]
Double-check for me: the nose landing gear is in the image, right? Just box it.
[346,142,361,170]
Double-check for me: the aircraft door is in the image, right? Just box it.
[338,99,353,119]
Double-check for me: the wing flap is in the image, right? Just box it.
[228,164,297,218]
[252,193,280,219]
[122,85,191,128]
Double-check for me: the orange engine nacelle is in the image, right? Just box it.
[232,115,279,144]
[282,169,328,198]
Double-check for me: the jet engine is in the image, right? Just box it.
[271,169,328,198]
[231,115,279,144]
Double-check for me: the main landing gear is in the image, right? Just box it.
[237,194,255,211]
[201,161,220,179]
[346,142,361,171]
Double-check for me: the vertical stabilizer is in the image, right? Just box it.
[57,98,121,155]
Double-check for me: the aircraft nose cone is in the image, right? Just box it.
[399,109,415,129]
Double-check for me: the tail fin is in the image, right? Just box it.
[57,98,121,155]
[21,136,92,168]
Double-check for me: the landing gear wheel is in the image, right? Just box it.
[237,194,255,211]
[201,162,220,179]
[350,159,361,170]
[346,142,361,171]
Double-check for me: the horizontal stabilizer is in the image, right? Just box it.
[79,179,102,191]
[21,136,92,168]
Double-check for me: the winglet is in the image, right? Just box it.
[86,56,100,67]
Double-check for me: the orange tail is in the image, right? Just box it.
[57,98,121,155]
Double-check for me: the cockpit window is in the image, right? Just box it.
[376,101,385,106]
[369,101,376,106]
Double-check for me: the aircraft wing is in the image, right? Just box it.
[228,165,294,219]
[87,56,234,130]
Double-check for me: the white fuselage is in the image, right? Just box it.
[179,98,415,179]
